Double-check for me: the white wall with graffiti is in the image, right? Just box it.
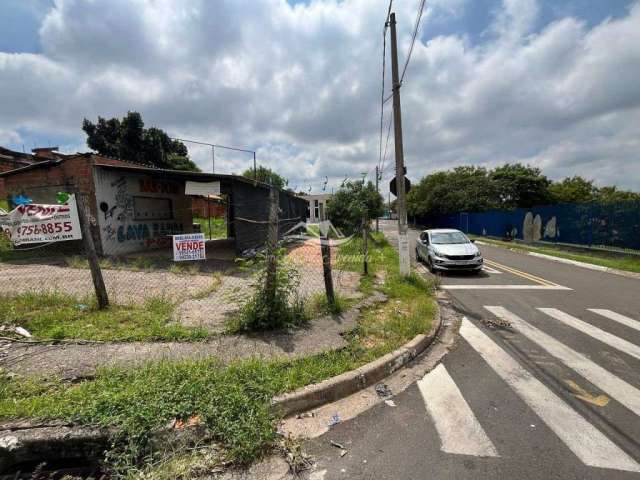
[94,167,192,255]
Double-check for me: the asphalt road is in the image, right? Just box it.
[302,221,640,479]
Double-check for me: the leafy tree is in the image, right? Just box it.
[407,166,499,217]
[549,176,597,204]
[595,186,640,203]
[242,165,287,189]
[490,163,552,208]
[326,181,384,234]
[82,111,200,171]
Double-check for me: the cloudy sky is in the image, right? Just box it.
[1,0,639,194]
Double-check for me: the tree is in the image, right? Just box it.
[595,186,640,203]
[490,164,552,208]
[407,166,499,217]
[549,176,597,204]
[241,165,287,189]
[326,181,384,234]
[82,112,200,171]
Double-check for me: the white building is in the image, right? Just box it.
[303,194,332,223]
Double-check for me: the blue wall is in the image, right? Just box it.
[420,201,640,251]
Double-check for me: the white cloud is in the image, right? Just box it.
[0,0,639,192]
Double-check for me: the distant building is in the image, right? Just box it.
[302,193,332,223]
[0,146,44,200]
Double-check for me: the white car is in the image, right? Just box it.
[415,228,483,273]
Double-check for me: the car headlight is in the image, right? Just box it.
[474,251,482,258]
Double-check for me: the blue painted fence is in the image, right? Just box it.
[418,201,640,251]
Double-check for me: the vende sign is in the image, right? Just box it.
[0,195,82,245]
[173,233,206,261]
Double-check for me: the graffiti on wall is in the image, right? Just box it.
[95,170,188,255]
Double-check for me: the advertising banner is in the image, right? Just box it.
[0,195,82,245]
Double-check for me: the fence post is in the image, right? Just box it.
[362,214,369,276]
[264,186,279,304]
[321,234,335,308]
[75,191,109,309]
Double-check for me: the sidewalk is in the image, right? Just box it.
[2,292,386,379]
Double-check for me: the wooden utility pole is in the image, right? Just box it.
[362,214,369,275]
[75,192,109,309]
[389,12,410,276]
[265,186,279,303]
[320,235,335,308]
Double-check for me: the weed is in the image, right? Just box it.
[227,252,308,332]
[0,292,208,342]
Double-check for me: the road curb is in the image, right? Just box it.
[526,251,640,280]
[270,301,442,417]
[476,240,640,280]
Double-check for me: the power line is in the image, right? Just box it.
[380,114,393,175]
[400,0,427,85]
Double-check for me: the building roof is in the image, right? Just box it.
[93,162,302,198]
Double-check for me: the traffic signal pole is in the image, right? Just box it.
[389,12,410,276]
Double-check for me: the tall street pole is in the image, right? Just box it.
[375,165,380,233]
[212,145,215,173]
[389,12,410,276]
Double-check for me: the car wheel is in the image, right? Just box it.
[415,247,421,263]
[427,257,435,273]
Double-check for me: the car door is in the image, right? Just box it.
[418,232,429,258]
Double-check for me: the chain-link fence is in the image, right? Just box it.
[0,184,364,338]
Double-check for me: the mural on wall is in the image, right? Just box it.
[522,212,559,243]
[95,169,190,255]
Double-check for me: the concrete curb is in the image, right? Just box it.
[526,251,640,280]
[476,239,640,280]
[271,301,442,417]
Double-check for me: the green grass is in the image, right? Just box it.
[0,292,209,342]
[194,217,226,239]
[475,237,640,274]
[0,199,8,211]
[0,231,436,476]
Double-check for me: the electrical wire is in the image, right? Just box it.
[400,0,427,85]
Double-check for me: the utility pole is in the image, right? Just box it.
[253,152,257,181]
[212,146,215,173]
[389,12,410,276]
[375,165,380,233]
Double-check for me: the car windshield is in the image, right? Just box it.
[430,232,469,244]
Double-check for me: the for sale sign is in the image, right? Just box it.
[173,233,206,261]
[0,195,82,245]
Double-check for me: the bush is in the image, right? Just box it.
[228,250,308,332]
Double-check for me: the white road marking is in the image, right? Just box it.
[417,364,499,458]
[588,309,640,334]
[485,306,640,417]
[482,266,503,274]
[539,308,640,361]
[460,319,640,472]
[442,285,572,290]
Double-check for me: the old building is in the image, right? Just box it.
[0,152,307,255]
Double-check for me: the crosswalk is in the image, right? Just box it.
[418,306,640,473]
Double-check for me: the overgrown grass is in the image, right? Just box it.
[307,292,355,316]
[476,237,640,274]
[0,292,209,341]
[0,198,8,211]
[0,230,436,477]
[194,217,227,239]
